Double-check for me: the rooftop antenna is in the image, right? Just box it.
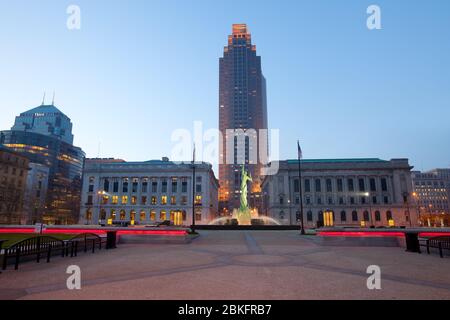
[52,91,55,105]
[41,91,46,105]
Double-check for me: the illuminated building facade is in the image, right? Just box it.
[262,158,418,228]
[219,24,268,213]
[0,145,30,224]
[80,158,219,226]
[1,104,85,225]
[412,169,450,227]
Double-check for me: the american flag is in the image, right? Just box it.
[297,140,303,160]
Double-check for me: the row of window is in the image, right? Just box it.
[415,181,446,187]
[88,178,202,194]
[279,195,390,206]
[0,153,27,166]
[1,166,25,177]
[416,192,448,198]
[291,177,389,193]
[290,210,396,223]
[0,176,23,188]
[85,208,202,222]
[86,195,203,206]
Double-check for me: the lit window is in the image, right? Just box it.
[171,196,176,205]
[131,196,137,205]
[151,196,157,205]
[121,196,128,204]
[195,195,202,205]
[324,211,334,227]
[150,210,156,221]
[161,196,167,205]
[160,210,167,220]
[112,196,119,205]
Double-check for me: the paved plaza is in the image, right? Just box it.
[0,230,449,300]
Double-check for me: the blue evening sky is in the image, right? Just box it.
[0,0,449,175]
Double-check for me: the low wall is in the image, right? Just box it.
[316,236,403,247]
[118,234,197,245]
[316,227,450,248]
[0,225,191,245]
[195,225,301,231]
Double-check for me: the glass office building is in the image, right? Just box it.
[1,104,85,224]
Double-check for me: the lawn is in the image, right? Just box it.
[0,233,74,249]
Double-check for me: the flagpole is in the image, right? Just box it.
[297,141,305,235]
[191,144,196,233]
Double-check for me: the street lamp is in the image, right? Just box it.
[363,192,374,227]
[191,144,196,234]
[297,141,305,235]
[402,192,412,228]
[97,190,108,225]
[412,192,422,226]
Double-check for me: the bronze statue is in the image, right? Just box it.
[239,164,252,212]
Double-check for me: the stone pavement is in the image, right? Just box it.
[0,230,449,300]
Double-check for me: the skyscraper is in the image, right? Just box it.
[1,103,85,224]
[11,104,74,145]
[219,24,268,212]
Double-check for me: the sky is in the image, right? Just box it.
[0,0,449,175]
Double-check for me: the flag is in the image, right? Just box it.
[193,143,196,163]
[297,140,303,160]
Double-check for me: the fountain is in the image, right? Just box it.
[209,165,281,226]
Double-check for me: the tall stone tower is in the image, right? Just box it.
[219,24,268,213]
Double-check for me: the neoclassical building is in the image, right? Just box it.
[80,158,219,226]
[261,158,417,228]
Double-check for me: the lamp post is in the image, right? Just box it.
[402,192,412,227]
[97,190,107,226]
[412,192,421,226]
[364,192,374,227]
[191,144,196,233]
[297,141,305,235]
